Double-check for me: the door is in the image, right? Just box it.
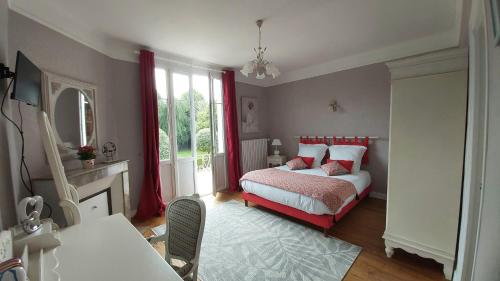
[211,77,227,194]
[156,68,225,198]
[171,72,196,197]
[192,73,213,196]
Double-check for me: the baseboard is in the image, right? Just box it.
[369,192,387,200]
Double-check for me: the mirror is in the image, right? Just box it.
[54,88,94,149]
[42,72,97,158]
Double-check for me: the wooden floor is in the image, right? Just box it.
[134,192,447,281]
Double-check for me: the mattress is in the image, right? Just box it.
[241,166,371,215]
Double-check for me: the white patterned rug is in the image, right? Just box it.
[152,200,361,281]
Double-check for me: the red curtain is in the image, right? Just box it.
[134,50,166,220]
[222,70,242,192]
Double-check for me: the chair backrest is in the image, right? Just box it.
[38,111,81,226]
[166,195,206,263]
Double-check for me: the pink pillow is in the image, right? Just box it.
[286,158,308,170]
[321,160,350,176]
[293,156,314,169]
[326,159,354,173]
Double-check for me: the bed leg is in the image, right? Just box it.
[323,228,329,237]
[244,200,248,207]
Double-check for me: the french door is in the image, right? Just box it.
[155,66,226,200]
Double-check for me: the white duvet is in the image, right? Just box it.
[241,166,371,215]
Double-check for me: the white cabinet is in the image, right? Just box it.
[383,49,468,280]
[33,160,131,227]
[79,191,110,223]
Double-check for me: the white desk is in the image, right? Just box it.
[51,214,182,281]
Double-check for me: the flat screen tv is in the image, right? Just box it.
[11,51,41,106]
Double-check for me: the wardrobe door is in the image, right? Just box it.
[386,70,467,256]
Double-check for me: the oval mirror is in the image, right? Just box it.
[54,87,94,149]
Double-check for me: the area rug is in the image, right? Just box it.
[152,200,361,281]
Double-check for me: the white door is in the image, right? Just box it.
[155,68,226,199]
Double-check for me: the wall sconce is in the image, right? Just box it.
[329,99,338,112]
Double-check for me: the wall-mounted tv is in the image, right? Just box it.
[11,51,41,107]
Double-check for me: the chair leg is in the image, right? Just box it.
[244,200,248,207]
[323,228,329,237]
[192,266,198,281]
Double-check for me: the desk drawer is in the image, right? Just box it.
[79,191,110,223]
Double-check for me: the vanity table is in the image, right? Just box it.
[54,214,182,281]
[32,72,132,226]
[33,160,131,226]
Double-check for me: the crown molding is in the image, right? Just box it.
[9,0,465,88]
[386,48,468,80]
[239,29,460,87]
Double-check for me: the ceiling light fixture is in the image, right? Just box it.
[240,19,280,80]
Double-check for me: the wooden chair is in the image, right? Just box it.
[38,111,81,226]
[150,194,206,281]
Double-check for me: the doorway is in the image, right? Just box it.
[155,67,225,199]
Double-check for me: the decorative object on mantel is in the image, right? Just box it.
[240,19,280,79]
[102,142,117,162]
[329,99,338,112]
[16,196,43,234]
[491,0,500,46]
[271,139,282,155]
[77,145,96,169]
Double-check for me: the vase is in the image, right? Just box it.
[81,159,95,169]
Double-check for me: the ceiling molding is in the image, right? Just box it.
[8,0,122,60]
[236,29,460,87]
[9,0,465,88]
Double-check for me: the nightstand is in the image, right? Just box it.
[267,155,287,167]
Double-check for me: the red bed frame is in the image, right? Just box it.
[242,185,372,236]
[242,135,372,237]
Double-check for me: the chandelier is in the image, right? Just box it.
[240,19,280,79]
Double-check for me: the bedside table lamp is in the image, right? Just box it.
[271,139,282,155]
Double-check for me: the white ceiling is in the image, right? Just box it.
[9,0,465,86]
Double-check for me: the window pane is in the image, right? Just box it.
[213,78,222,103]
[155,68,167,99]
[155,68,170,161]
[172,73,192,158]
[212,78,224,154]
[193,74,213,195]
[215,104,224,153]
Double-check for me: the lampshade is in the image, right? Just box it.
[271,139,282,146]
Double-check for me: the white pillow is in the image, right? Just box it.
[328,145,367,174]
[298,143,328,168]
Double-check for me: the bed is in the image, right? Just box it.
[240,136,373,236]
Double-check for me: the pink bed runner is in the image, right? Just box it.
[240,168,357,213]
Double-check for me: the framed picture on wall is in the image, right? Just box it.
[491,0,500,46]
[241,96,259,133]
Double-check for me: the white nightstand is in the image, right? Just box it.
[267,155,287,167]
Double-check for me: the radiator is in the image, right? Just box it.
[241,138,268,174]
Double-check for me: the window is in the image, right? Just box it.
[212,78,224,153]
[155,68,170,161]
[172,73,192,158]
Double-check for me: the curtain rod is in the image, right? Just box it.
[133,50,225,73]
[293,136,380,140]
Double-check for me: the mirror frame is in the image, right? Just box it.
[41,72,98,159]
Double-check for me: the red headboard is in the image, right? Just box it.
[299,136,329,144]
[332,136,370,164]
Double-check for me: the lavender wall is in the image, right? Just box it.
[263,64,390,194]
[7,11,144,210]
[235,82,269,140]
[0,0,17,229]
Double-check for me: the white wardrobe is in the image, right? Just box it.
[383,48,468,280]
